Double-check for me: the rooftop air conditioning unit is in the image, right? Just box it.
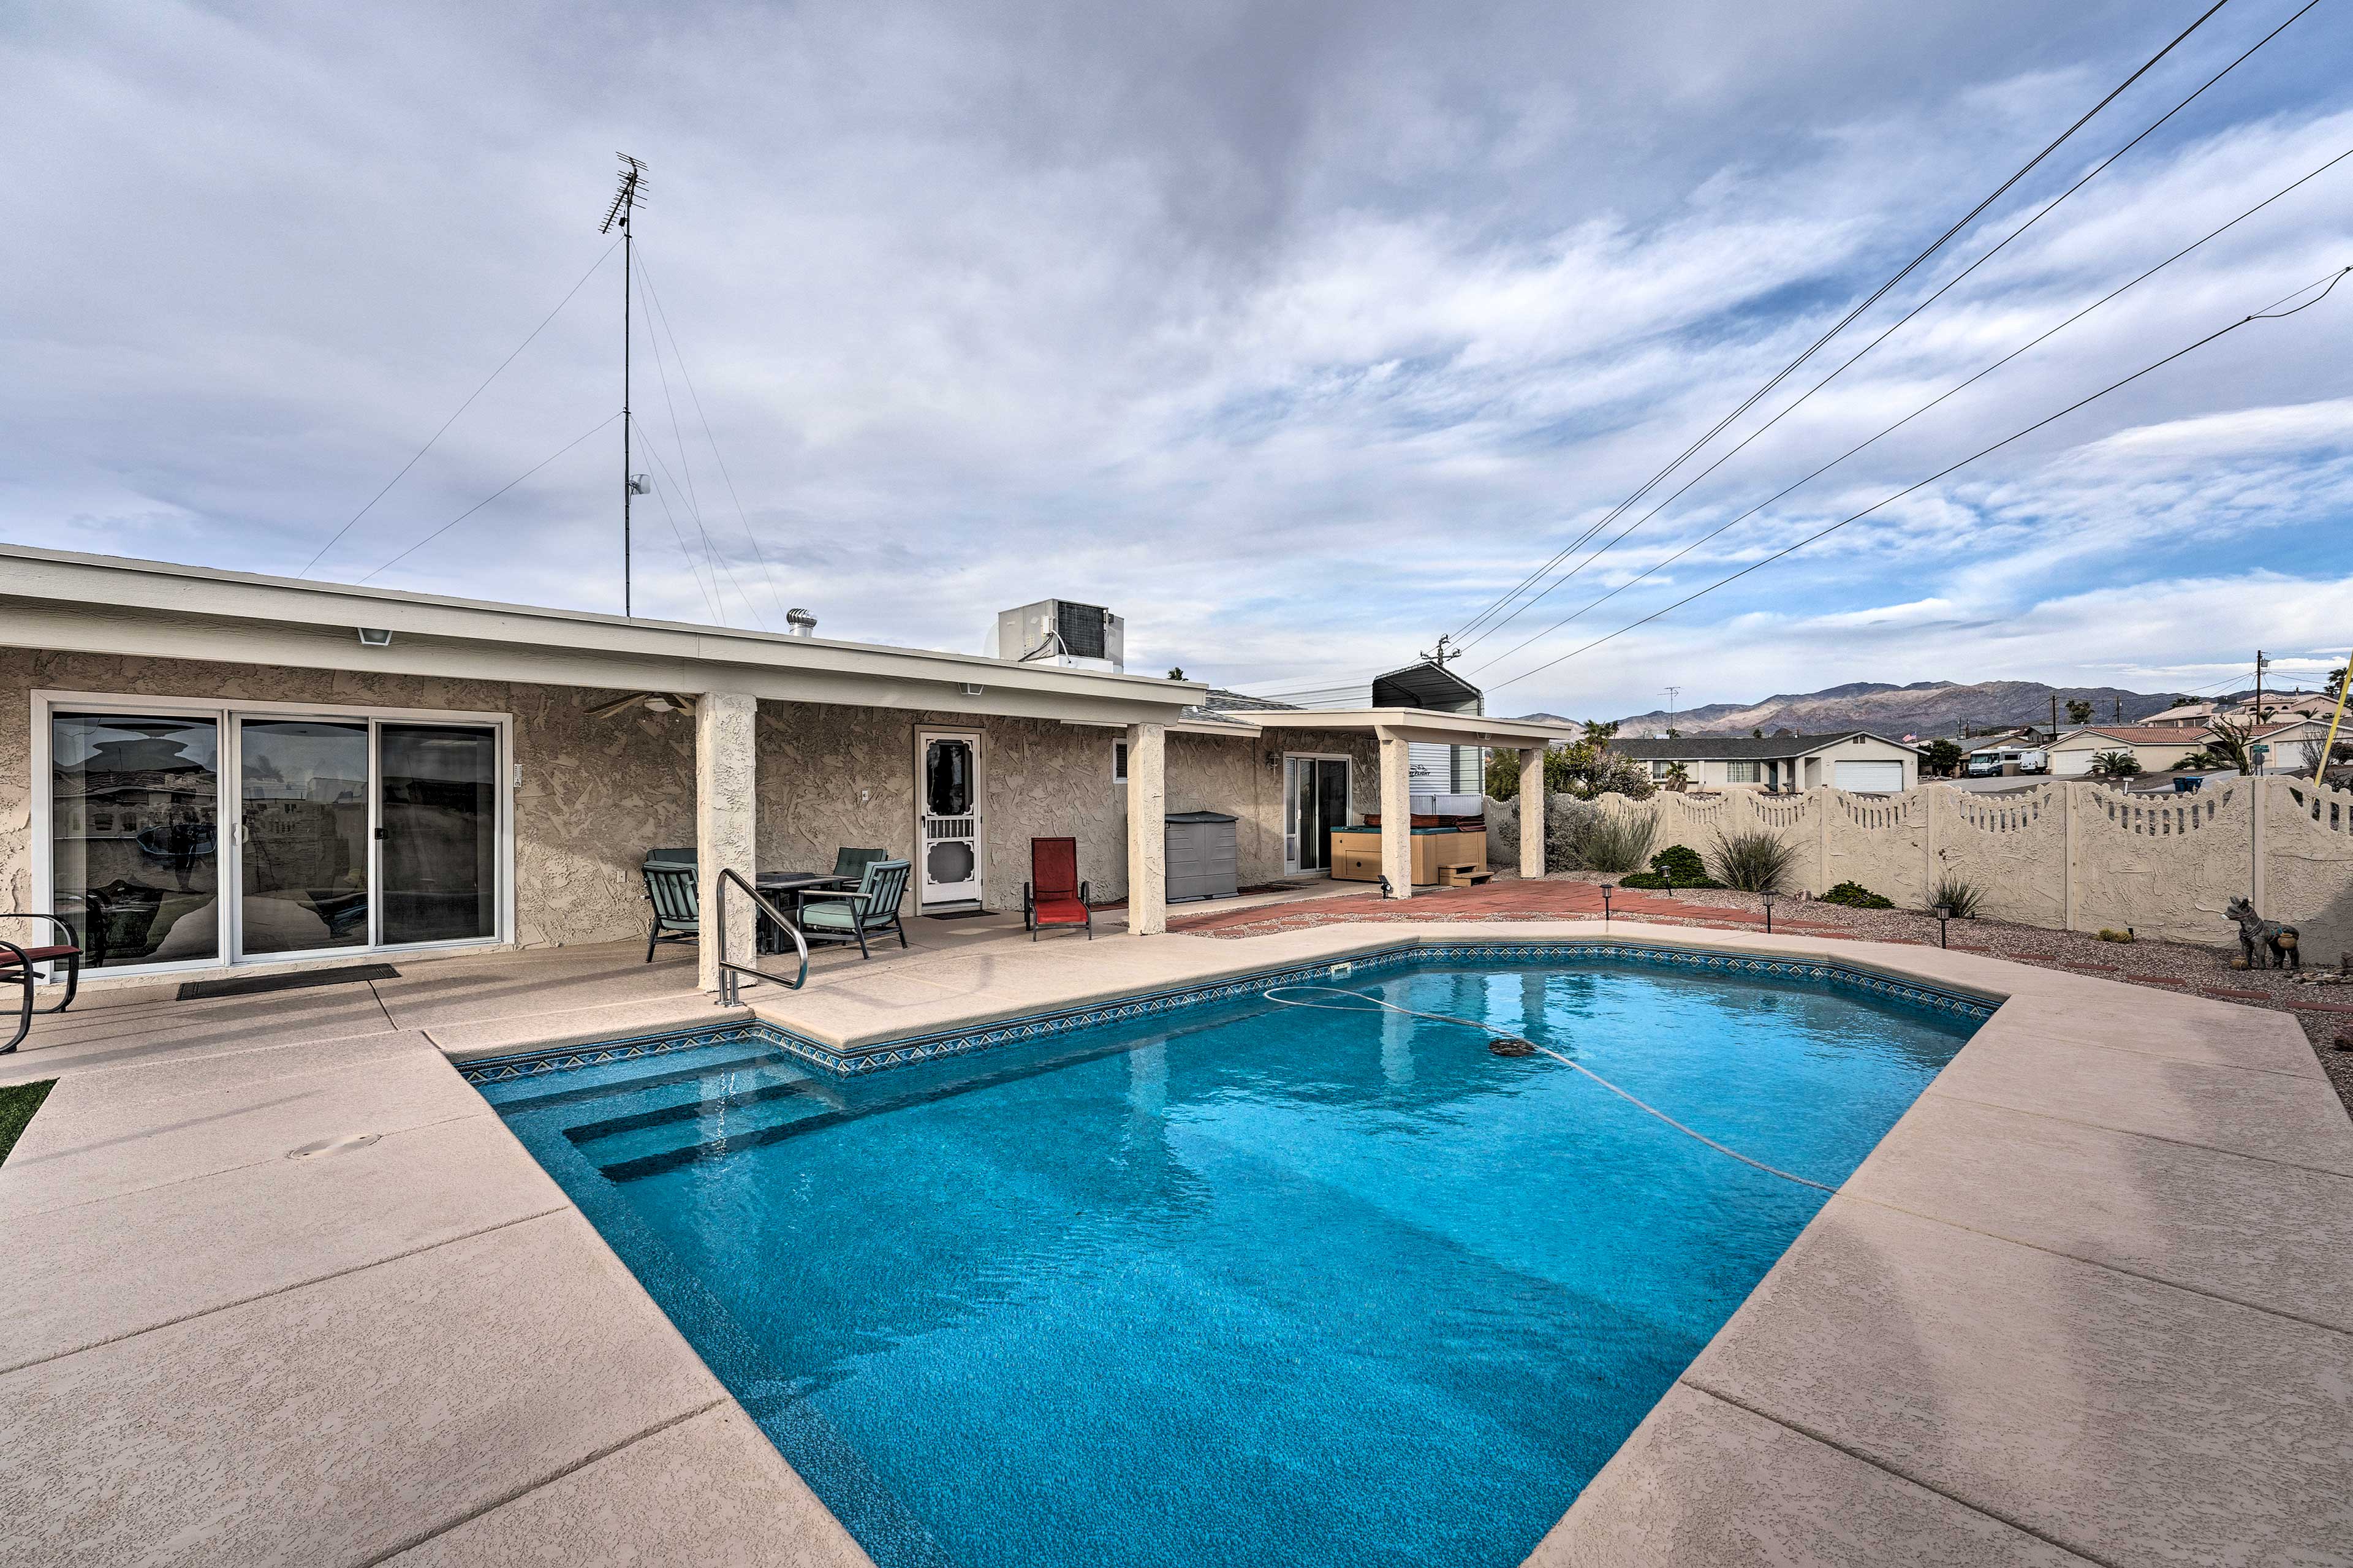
[994,599,1124,673]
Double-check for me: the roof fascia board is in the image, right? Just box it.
[0,546,1203,708]
[1,601,1188,726]
[1249,706,1574,746]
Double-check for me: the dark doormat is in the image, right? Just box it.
[923,909,993,921]
[178,963,402,1001]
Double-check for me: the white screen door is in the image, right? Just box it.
[917,731,983,906]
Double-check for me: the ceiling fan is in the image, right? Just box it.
[585,692,701,720]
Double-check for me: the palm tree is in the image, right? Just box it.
[1661,760,1691,793]
[2203,716,2256,774]
[2088,749,2142,780]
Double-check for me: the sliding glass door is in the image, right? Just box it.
[47,702,506,972]
[379,724,498,944]
[1283,756,1352,874]
[50,714,224,969]
[237,718,372,958]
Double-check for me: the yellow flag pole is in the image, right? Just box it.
[2317,651,2351,784]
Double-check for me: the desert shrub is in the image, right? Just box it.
[1567,808,1657,874]
[1710,828,1797,893]
[1929,872,1984,919]
[1621,843,1720,888]
[1819,881,1893,909]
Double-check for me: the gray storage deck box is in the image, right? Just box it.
[1164,810,1240,903]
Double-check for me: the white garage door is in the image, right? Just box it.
[1835,760,1904,792]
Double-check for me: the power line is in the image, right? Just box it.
[301,238,620,578]
[627,411,764,627]
[629,445,729,624]
[355,413,620,585]
[1481,267,2349,693]
[632,246,793,624]
[1446,0,2232,648]
[1454,0,2320,657]
[1468,142,2353,678]
[627,268,767,629]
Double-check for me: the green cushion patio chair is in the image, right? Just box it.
[830,846,890,882]
[643,860,699,962]
[795,858,911,960]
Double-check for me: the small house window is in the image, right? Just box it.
[1726,760,1760,783]
[1650,760,1674,779]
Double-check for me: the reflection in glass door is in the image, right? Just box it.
[379,725,498,944]
[237,719,373,957]
[1284,756,1352,873]
[49,714,223,968]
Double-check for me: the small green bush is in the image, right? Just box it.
[1929,871,1984,920]
[1619,843,1721,890]
[1819,881,1894,909]
[1710,828,1797,893]
[1650,844,1707,883]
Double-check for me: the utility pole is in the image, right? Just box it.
[1419,634,1457,668]
[1662,686,1681,736]
[2050,694,2058,737]
[2114,697,2123,723]
[601,154,649,617]
[2254,648,2268,725]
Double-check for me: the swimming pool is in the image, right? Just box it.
[483,948,1984,1568]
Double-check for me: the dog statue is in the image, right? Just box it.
[2224,896,2300,970]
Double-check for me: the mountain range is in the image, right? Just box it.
[1518,681,2200,740]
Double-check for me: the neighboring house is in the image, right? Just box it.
[2140,701,2217,729]
[2052,719,2339,778]
[0,543,1573,987]
[1608,732,1921,793]
[2046,726,2216,777]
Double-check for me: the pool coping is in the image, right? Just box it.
[455,932,2004,1085]
[452,920,2353,1566]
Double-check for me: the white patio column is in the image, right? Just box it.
[1518,747,1545,879]
[1377,727,1412,899]
[1125,721,1167,935]
[696,691,758,993]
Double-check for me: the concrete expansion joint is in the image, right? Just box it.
[1821,1190,2353,1341]
[350,1395,735,1568]
[1921,1086,2353,1184]
[1672,1377,2118,1568]
[0,1203,570,1381]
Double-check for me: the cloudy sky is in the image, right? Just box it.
[6,0,2351,716]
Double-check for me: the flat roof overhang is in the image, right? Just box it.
[0,544,1201,727]
[1239,707,1578,748]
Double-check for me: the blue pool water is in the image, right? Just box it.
[487,955,1977,1568]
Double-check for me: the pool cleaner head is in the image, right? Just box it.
[1488,1037,1536,1057]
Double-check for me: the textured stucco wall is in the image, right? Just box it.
[0,648,695,951]
[2,651,1411,956]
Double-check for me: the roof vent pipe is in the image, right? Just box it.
[784,608,818,638]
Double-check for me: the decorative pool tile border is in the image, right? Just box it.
[460,1021,768,1086]
[459,940,1999,1086]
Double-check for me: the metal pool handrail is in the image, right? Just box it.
[714,868,809,1002]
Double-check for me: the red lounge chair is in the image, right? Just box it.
[1023,837,1093,941]
[1,912,83,1055]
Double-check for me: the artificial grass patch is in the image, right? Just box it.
[0,1078,56,1168]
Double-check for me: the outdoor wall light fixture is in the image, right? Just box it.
[355,627,392,647]
[1936,904,1952,949]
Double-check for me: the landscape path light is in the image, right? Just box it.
[1762,888,1776,935]
[1936,904,1952,950]
[1600,884,1614,930]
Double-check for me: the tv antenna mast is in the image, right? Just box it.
[601,153,650,616]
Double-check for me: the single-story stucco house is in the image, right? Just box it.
[0,544,1571,992]
[1608,731,1922,793]
[2045,725,2216,776]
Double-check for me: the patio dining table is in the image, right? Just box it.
[752,871,854,953]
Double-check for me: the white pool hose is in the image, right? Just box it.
[1260,985,1838,1194]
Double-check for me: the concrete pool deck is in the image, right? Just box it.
[2,913,2348,1565]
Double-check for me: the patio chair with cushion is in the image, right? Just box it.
[795,859,911,960]
[643,858,699,963]
[831,846,889,882]
[1,912,83,1055]
[1022,837,1093,941]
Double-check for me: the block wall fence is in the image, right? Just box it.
[1497,777,2353,958]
